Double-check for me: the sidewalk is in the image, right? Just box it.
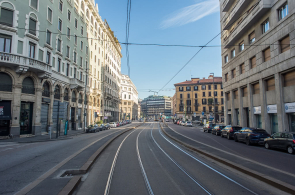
[0,130,85,143]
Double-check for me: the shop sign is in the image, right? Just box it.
[253,106,261,114]
[267,105,277,113]
[285,102,295,113]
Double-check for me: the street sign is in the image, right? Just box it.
[193,112,196,117]
[202,112,204,116]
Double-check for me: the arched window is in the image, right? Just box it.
[29,13,37,36]
[54,85,60,99]
[42,81,50,97]
[86,9,89,18]
[78,93,82,103]
[0,72,12,92]
[0,2,14,27]
[22,77,35,94]
[64,88,69,101]
[72,91,76,102]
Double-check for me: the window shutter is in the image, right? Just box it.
[266,78,275,91]
[31,0,38,9]
[281,36,290,53]
[234,90,238,99]
[240,63,245,74]
[251,57,256,68]
[264,48,271,62]
[0,8,13,26]
[29,18,36,35]
[253,83,260,94]
[249,31,255,40]
[284,70,295,87]
[243,87,248,97]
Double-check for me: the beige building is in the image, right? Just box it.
[220,0,295,133]
[120,75,138,120]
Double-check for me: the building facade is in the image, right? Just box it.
[174,76,224,122]
[120,74,138,120]
[172,93,177,117]
[0,0,121,137]
[220,0,295,133]
[141,96,172,119]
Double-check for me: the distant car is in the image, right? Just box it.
[119,122,123,126]
[234,128,270,145]
[181,121,186,126]
[211,125,226,136]
[177,120,181,125]
[110,122,117,128]
[185,121,193,127]
[203,123,216,133]
[264,132,295,154]
[86,126,98,133]
[221,125,242,139]
[104,123,111,130]
[174,120,178,124]
[98,124,106,131]
[166,120,169,122]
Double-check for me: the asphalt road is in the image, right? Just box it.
[74,122,286,195]
[0,123,137,195]
[168,123,295,175]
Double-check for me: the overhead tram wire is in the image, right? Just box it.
[157,0,263,93]
[125,0,132,77]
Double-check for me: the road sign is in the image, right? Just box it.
[193,113,196,117]
[202,112,204,116]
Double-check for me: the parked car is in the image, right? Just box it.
[104,123,111,130]
[185,121,193,127]
[86,126,98,133]
[98,124,106,131]
[264,132,295,154]
[177,120,181,125]
[110,122,117,128]
[181,121,186,126]
[203,123,216,133]
[221,125,242,139]
[174,120,178,124]
[119,122,123,126]
[234,128,270,145]
[211,125,226,136]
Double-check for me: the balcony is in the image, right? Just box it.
[222,0,235,12]
[0,52,52,78]
[70,78,85,90]
[223,0,272,48]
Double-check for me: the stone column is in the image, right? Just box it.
[275,73,288,132]
[260,79,270,131]
[48,90,54,128]
[68,92,72,131]
[248,83,255,127]
[33,87,42,135]
[11,84,22,136]
[238,87,244,127]
[230,90,236,125]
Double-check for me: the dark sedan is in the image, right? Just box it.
[98,124,107,131]
[234,128,270,145]
[221,125,242,140]
[211,125,226,136]
[86,126,98,133]
[264,132,295,154]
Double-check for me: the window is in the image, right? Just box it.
[29,42,35,58]
[221,91,224,96]
[239,41,244,51]
[74,51,77,63]
[74,35,77,45]
[266,78,275,91]
[81,26,84,35]
[195,93,197,98]
[280,35,290,53]
[283,70,295,87]
[231,49,235,58]
[45,30,51,45]
[58,19,62,31]
[202,85,206,90]
[249,31,255,44]
[263,47,271,62]
[194,86,198,91]
[209,92,211,96]
[262,19,269,34]
[250,56,256,69]
[179,87,183,91]
[0,34,12,53]
[67,10,71,21]
[80,57,83,67]
[57,58,61,72]
[224,55,228,63]
[203,107,206,112]
[29,18,37,35]
[47,7,52,23]
[221,98,224,104]
[208,85,211,90]
[75,18,78,28]
[31,0,38,9]
[225,73,228,82]
[243,87,248,97]
[214,85,217,90]
[186,86,191,91]
[278,3,288,20]
[66,46,70,58]
[81,41,83,50]
[0,7,13,27]
[46,52,50,64]
[59,0,63,12]
[86,46,88,55]
[214,91,217,96]
[253,83,260,94]
[202,99,207,105]
[232,68,236,78]
[57,39,61,52]
[187,94,190,98]
[180,94,183,99]
[66,64,69,76]
[234,90,238,99]
[67,28,70,39]
[203,92,205,97]
[240,63,245,74]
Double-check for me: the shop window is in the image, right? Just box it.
[22,77,35,94]
[0,72,12,92]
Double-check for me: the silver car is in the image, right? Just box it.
[185,121,193,127]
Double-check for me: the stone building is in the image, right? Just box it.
[141,96,172,119]
[220,0,295,133]
[174,76,224,122]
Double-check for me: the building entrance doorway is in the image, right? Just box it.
[71,107,76,130]
[20,102,33,135]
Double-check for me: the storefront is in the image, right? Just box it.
[253,106,262,128]
[285,102,295,132]
[20,102,33,135]
[267,105,278,134]
[0,101,12,136]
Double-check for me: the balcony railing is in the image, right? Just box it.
[0,52,52,78]
[70,78,85,89]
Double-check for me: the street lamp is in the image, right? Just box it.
[210,73,215,123]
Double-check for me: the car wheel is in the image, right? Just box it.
[287,146,294,154]
[246,138,251,146]
[234,135,238,142]
[264,142,270,149]
[227,134,231,140]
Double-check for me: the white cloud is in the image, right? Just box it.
[160,0,219,29]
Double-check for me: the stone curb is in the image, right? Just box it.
[160,123,295,195]
[58,123,143,195]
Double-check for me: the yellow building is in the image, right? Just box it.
[174,75,224,122]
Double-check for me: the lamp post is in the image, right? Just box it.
[210,73,215,123]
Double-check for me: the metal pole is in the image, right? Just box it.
[84,68,88,131]
[56,101,59,138]
[213,73,215,123]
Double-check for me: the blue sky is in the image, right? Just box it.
[96,0,222,99]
